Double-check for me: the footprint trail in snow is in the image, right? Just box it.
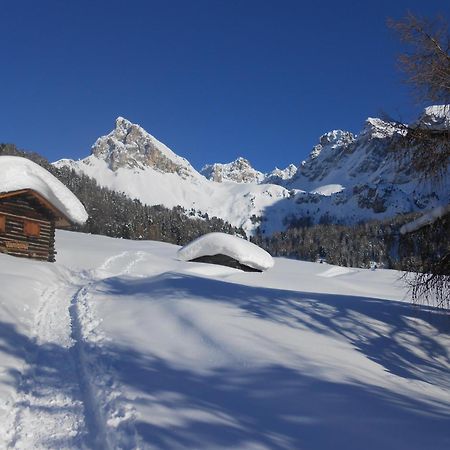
[7,251,146,449]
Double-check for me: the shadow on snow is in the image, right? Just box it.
[0,271,449,449]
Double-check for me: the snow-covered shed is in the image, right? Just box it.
[177,232,274,272]
[0,156,88,262]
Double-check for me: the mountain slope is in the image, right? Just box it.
[55,108,450,234]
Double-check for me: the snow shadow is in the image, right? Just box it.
[0,321,36,363]
[102,273,450,386]
[107,351,450,450]
[0,321,86,448]
[1,272,449,449]
[96,273,450,449]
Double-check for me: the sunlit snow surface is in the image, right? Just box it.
[0,231,449,449]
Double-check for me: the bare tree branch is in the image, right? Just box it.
[388,13,450,308]
[388,13,450,103]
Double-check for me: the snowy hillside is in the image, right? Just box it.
[0,231,449,449]
[54,107,450,234]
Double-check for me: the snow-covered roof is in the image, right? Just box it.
[177,232,274,271]
[0,156,88,225]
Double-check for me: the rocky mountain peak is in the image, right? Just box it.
[113,116,140,138]
[264,164,298,185]
[233,157,252,168]
[360,118,398,140]
[319,130,354,147]
[302,129,353,163]
[201,157,264,183]
[91,117,195,177]
[417,105,450,130]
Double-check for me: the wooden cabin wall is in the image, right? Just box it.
[190,254,262,272]
[0,194,56,262]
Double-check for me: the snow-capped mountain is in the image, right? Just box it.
[55,118,291,234]
[90,116,199,179]
[288,119,401,190]
[201,157,264,183]
[201,158,299,186]
[417,104,450,130]
[54,107,450,235]
[264,164,298,185]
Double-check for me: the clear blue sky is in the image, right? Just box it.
[1,0,448,172]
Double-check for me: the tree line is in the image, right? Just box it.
[252,212,448,272]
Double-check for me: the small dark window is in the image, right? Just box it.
[24,220,40,238]
[0,215,5,233]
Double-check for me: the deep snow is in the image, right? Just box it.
[0,231,449,449]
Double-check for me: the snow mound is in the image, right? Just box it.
[177,232,274,271]
[0,156,88,225]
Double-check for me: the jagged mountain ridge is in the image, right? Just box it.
[54,107,450,235]
[200,157,265,184]
[201,158,299,185]
[90,116,198,178]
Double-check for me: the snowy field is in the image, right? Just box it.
[0,231,449,449]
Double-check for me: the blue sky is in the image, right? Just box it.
[1,0,448,172]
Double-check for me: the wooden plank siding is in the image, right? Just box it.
[190,254,262,272]
[0,192,57,262]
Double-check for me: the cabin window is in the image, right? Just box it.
[24,220,40,238]
[0,215,5,233]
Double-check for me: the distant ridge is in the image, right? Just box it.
[54,106,450,235]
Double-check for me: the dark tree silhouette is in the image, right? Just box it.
[389,13,450,308]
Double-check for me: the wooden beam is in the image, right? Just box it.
[0,211,52,225]
[0,189,73,227]
[0,189,30,199]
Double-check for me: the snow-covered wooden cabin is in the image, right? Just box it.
[0,156,88,262]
